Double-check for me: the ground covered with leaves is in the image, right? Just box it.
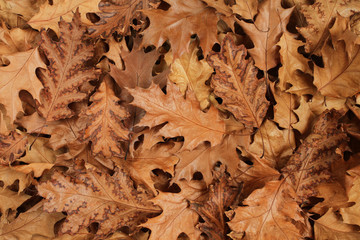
[0,0,359,239]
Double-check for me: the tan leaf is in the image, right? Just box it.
[37,10,100,122]
[0,188,31,215]
[207,34,269,129]
[141,192,201,240]
[0,25,39,55]
[298,0,360,55]
[237,0,294,70]
[165,40,213,110]
[18,136,56,164]
[28,0,101,33]
[292,95,316,134]
[173,135,247,186]
[202,0,233,16]
[189,172,238,240]
[277,32,315,95]
[89,0,160,37]
[231,0,258,20]
[272,84,298,129]
[0,165,32,192]
[314,39,360,98]
[340,170,360,226]
[12,163,54,177]
[0,48,45,121]
[38,166,161,237]
[227,180,310,240]
[315,209,360,240]
[127,82,226,150]
[0,130,27,165]
[282,110,348,202]
[80,77,129,158]
[0,202,64,240]
[142,0,218,59]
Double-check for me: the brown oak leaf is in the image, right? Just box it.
[37,166,161,237]
[237,0,294,70]
[282,110,348,202]
[142,0,218,59]
[37,10,100,122]
[80,76,129,158]
[189,171,238,240]
[28,0,101,33]
[207,34,269,129]
[88,0,160,37]
[227,180,311,240]
[0,130,27,165]
[0,48,45,122]
[127,81,226,150]
[314,39,360,98]
[298,0,360,55]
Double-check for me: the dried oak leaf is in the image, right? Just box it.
[141,190,203,240]
[227,180,311,240]
[37,10,100,122]
[0,202,64,240]
[189,172,238,240]
[207,34,269,129]
[314,39,360,98]
[0,130,27,165]
[277,32,315,95]
[237,0,294,70]
[37,166,161,237]
[340,168,360,226]
[315,208,360,240]
[28,0,101,33]
[0,48,45,122]
[298,0,360,55]
[119,141,180,195]
[89,0,160,37]
[282,110,348,202]
[165,40,213,110]
[173,134,247,186]
[0,165,32,191]
[231,0,258,20]
[80,76,129,158]
[127,81,226,150]
[0,25,39,55]
[142,0,218,59]
[17,136,56,164]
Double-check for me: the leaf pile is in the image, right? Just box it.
[0,0,359,239]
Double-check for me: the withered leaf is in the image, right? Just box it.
[80,76,129,158]
[127,81,226,150]
[142,0,218,59]
[237,0,294,70]
[89,0,160,37]
[190,172,238,240]
[282,110,348,202]
[0,130,27,165]
[38,166,161,237]
[37,11,100,122]
[207,34,269,129]
[227,180,311,240]
[0,48,45,122]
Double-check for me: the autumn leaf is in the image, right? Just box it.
[207,34,269,129]
[36,10,100,122]
[28,0,101,33]
[0,130,27,165]
[314,39,360,98]
[298,0,360,55]
[127,81,226,150]
[237,0,294,70]
[38,166,161,236]
[88,0,160,37]
[165,39,213,110]
[80,76,129,158]
[0,48,45,122]
[227,180,311,240]
[142,0,218,59]
[0,188,31,215]
[282,110,348,202]
[189,170,238,240]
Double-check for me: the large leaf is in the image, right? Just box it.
[37,10,100,122]
[207,34,269,129]
[127,81,226,150]
[38,166,161,237]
